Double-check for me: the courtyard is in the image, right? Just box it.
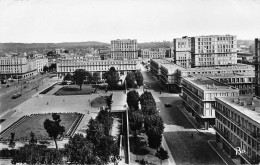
[0,113,83,141]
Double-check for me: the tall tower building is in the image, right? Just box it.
[255,38,260,96]
[111,39,138,59]
[173,36,192,68]
[191,35,237,68]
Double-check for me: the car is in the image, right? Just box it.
[12,93,21,99]
[164,103,172,107]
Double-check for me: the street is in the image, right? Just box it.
[140,64,225,164]
[0,74,55,116]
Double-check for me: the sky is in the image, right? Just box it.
[0,0,260,43]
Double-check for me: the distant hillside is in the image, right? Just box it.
[237,40,254,46]
[0,41,110,51]
[138,41,171,49]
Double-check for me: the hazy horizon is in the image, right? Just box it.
[1,0,260,43]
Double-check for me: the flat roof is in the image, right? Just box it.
[184,76,237,91]
[217,96,260,125]
[151,58,172,64]
[180,64,254,72]
[161,63,184,74]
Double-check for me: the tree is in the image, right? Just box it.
[49,63,56,71]
[43,66,49,73]
[43,113,65,150]
[64,134,94,164]
[103,67,120,89]
[96,108,113,135]
[127,90,140,111]
[135,71,144,87]
[64,49,69,53]
[139,91,157,115]
[146,126,163,149]
[29,131,37,146]
[155,147,169,165]
[63,73,73,82]
[93,72,100,84]
[125,72,136,88]
[129,111,143,133]
[86,118,105,148]
[73,69,88,90]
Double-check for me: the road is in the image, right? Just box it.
[140,64,225,164]
[0,74,56,116]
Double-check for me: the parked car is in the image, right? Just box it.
[165,103,172,107]
[12,93,21,99]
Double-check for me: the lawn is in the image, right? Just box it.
[54,85,96,95]
[0,113,82,141]
[90,96,109,108]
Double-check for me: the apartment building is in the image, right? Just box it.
[150,58,173,79]
[191,35,237,67]
[176,64,255,95]
[255,38,260,97]
[140,48,166,59]
[214,95,260,164]
[173,36,192,68]
[160,63,184,92]
[180,76,239,129]
[0,57,37,79]
[56,56,140,78]
[111,39,138,59]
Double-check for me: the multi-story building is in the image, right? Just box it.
[140,48,166,59]
[191,35,237,67]
[173,36,192,68]
[98,48,111,60]
[56,56,140,78]
[176,64,255,95]
[111,39,138,59]
[150,58,173,79]
[160,63,184,92]
[0,57,37,79]
[214,95,260,164]
[180,76,239,129]
[255,38,260,96]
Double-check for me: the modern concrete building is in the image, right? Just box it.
[173,36,192,68]
[255,38,260,97]
[176,64,255,95]
[56,55,140,78]
[160,63,184,92]
[111,39,138,59]
[191,35,237,67]
[0,57,37,79]
[180,76,239,129]
[215,95,260,164]
[140,48,166,59]
[150,58,173,79]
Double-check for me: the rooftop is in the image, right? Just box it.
[217,96,260,125]
[184,76,237,91]
[181,64,254,72]
[150,58,172,64]
[161,63,184,74]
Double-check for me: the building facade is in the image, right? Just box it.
[56,56,140,78]
[111,39,138,59]
[180,76,239,129]
[0,57,37,79]
[176,64,255,95]
[191,35,237,67]
[150,58,173,79]
[214,96,260,164]
[140,48,166,59]
[255,38,260,96]
[160,63,184,92]
[173,36,192,68]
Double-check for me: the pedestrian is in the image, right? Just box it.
[47,102,49,105]
[191,133,193,138]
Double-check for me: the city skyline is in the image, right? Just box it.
[0,0,260,43]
